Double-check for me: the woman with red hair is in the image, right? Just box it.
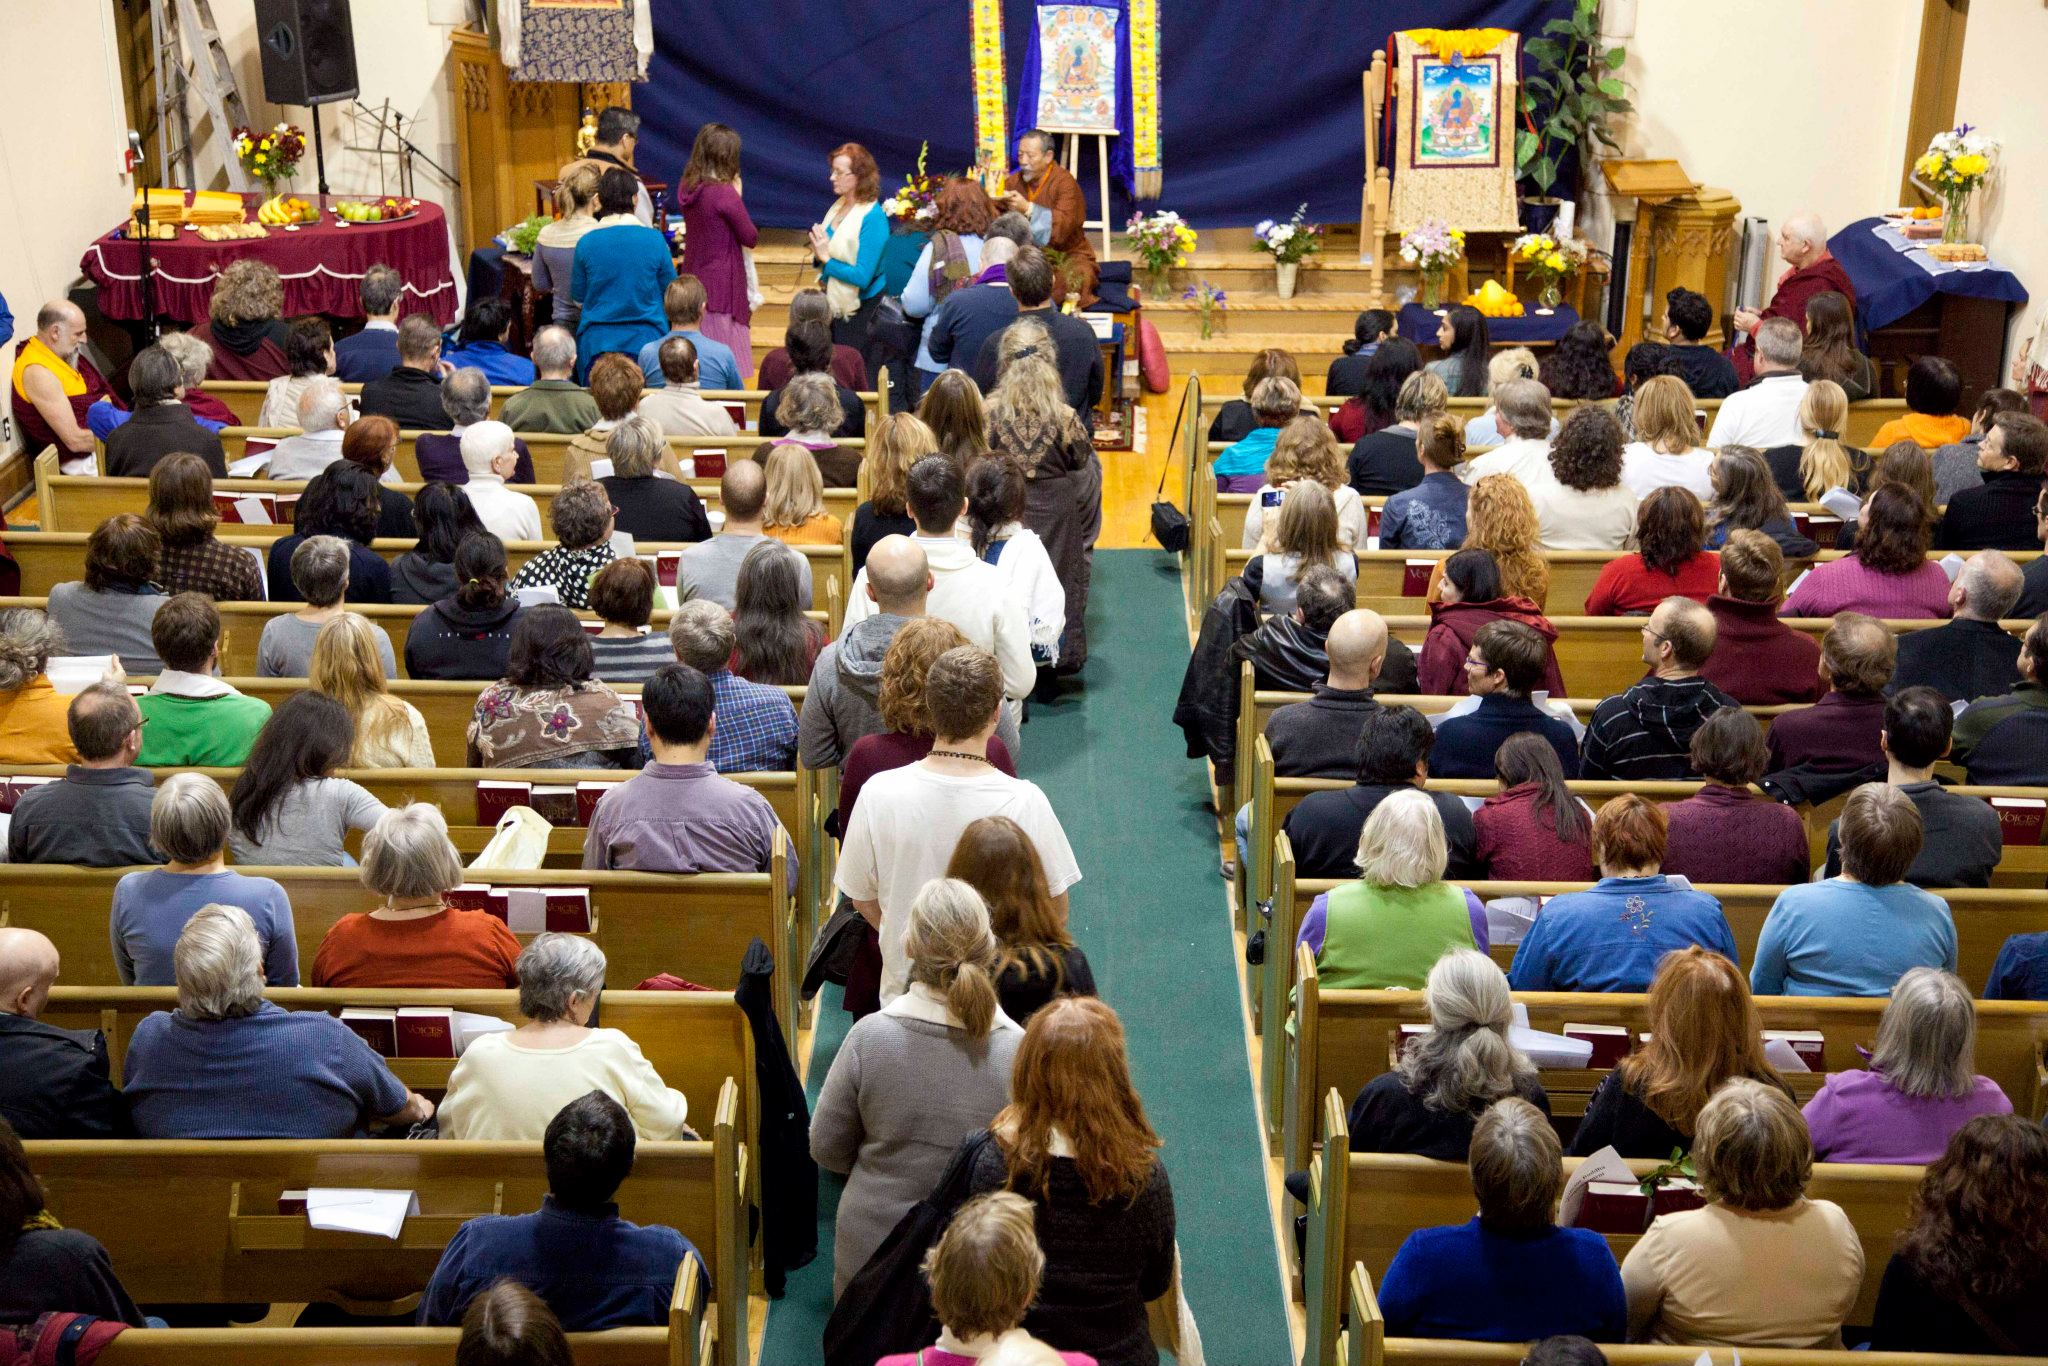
[809,142,888,374]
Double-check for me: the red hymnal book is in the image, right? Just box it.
[212,492,278,525]
[1762,1030,1825,1067]
[446,883,498,915]
[338,1007,398,1056]
[721,403,746,427]
[1402,559,1433,596]
[1575,1181,1651,1233]
[504,887,593,933]
[1563,1023,1632,1068]
[0,776,55,814]
[1366,506,1382,538]
[693,450,727,477]
[1991,797,2047,846]
[1807,516,1842,549]
[577,782,615,825]
[528,785,577,826]
[1394,1023,1432,1060]
[1652,1180,1707,1218]
[395,1007,456,1058]
[476,781,532,825]
[654,551,682,588]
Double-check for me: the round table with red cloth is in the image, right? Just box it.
[80,195,458,326]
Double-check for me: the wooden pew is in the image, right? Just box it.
[30,1081,747,1363]
[1298,1093,1921,1365]
[197,379,884,432]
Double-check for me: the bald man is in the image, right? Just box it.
[0,927,124,1137]
[1581,597,1739,781]
[1728,212,1855,385]
[675,460,812,611]
[799,536,932,770]
[1265,610,1393,780]
[11,301,110,473]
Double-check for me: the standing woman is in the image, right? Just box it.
[810,143,889,383]
[947,813,1096,1023]
[531,162,602,336]
[570,168,676,382]
[988,324,1098,671]
[732,542,826,685]
[920,368,991,467]
[852,413,933,572]
[904,179,995,396]
[1429,306,1492,399]
[676,122,759,382]
[965,455,1065,669]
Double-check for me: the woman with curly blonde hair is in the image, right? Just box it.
[1243,413,1366,551]
[192,259,289,381]
[851,413,935,572]
[1431,474,1550,607]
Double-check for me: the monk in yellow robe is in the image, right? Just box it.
[1002,130,1098,308]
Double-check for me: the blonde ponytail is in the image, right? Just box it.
[1796,380,1852,500]
[946,959,998,1039]
[904,877,1003,1040]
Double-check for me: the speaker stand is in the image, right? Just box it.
[310,107,331,199]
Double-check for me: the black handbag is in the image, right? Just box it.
[821,1130,996,1366]
[1150,384,1191,552]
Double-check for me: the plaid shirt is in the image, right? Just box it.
[640,669,797,773]
[158,537,264,601]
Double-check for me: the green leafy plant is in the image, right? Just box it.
[506,214,548,256]
[1637,1148,1697,1197]
[1515,0,1632,199]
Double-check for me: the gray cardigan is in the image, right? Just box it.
[808,995,1021,1296]
[46,583,165,675]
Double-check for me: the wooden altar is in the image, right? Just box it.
[1603,159,1743,354]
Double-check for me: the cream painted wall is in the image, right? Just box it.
[1956,3,2048,380]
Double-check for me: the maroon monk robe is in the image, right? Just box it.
[1729,253,1858,384]
[1005,161,1099,309]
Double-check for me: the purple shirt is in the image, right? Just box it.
[1780,558,1953,620]
[582,761,792,886]
[1801,1067,2011,1164]
[1662,784,1812,885]
[1298,887,1489,956]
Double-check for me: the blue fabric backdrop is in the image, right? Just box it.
[634,0,1572,229]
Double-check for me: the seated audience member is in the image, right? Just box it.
[1348,950,1546,1159]
[228,692,387,866]
[1327,310,1394,396]
[346,416,419,542]
[1264,609,1394,779]
[509,481,617,609]
[1439,472,1554,606]
[1214,376,1305,493]
[258,537,394,677]
[1803,968,2010,1164]
[1763,612,1893,776]
[111,773,295,986]
[600,414,712,543]
[48,514,165,673]
[146,452,267,601]
[1458,377,1559,488]
[360,314,453,429]
[0,1115,146,1323]
[1580,597,1736,780]
[405,533,525,680]
[1704,446,1818,558]
[8,683,152,866]
[1823,687,2001,888]
[420,1091,700,1331]
[962,456,1064,669]
[1431,620,1579,778]
[1585,487,1719,616]
[1349,371,1448,497]
[1330,335,1419,444]
[759,372,861,488]
[877,1191,1097,1366]
[332,264,404,382]
[1208,349,1300,444]
[1378,413,1469,550]
[1871,354,1971,451]
[1381,1097,1625,1343]
[638,272,743,392]
[1570,947,1787,1158]
[1510,796,1738,992]
[799,536,930,769]
[562,353,660,483]
[312,614,434,767]
[1245,480,1356,616]
[1706,318,1810,450]
[678,460,813,611]
[501,326,601,434]
[734,546,826,687]
[1540,319,1620,400]
[1296,789,1488,989]
[1893,552,2024,707]
[813,878,1024,1296]
[639,335,740,438]
[452,1283,574,1366]
[587,558,676,684]
[469,605,641,769]
[1756,782,1958,996]
[1474,733,1595,881]
[1529,406,1640,552]
[391,482,484,605]
[949,815,1096,1024]
[1937,412,2048,550]
[1621,1078,1863,1348]
[664,599,800,772]
[585,664,783,875]
[1933,387,2030,506]
[1699,530,1825,704]
[157,329,235,427]
[15,300,108,473]
[125,904,431,1137]
[311,804,522,988]
[1799,290,1876,400]
[1283,704,1480,881]
[1620,375,1713,500]
[838,646,1078,1004]
[1662,709,1810,885]
[1244,415,1369,553]
[0,610,83,766]
[439,935,690,1141]
[762,287,867,392]
[0,929,124,1139]
[266,463,396,604]
[135,593,272,766]
[1867,1116,2048,1355]
[1429,305,1491,398]
[760,439,844,546]
[441,296,536,385]
[1418,548,1565,697]
[412,366,539,485]
[101,343,227,478]
[263,375,350,480]
[1762,379,1868,505]
[457,421,544,544]
[1643,287,1739,398]
[1464,347,1549,446]
[1235,565,1417,698]
[1954,617,2048,784]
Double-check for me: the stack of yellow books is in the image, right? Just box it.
[130,189,246,225]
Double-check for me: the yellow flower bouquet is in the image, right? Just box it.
[233,123,305,195]
[1914,124,1998,245]
[1510,232,1584,310]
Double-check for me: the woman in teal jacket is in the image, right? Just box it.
[571,168,675,382]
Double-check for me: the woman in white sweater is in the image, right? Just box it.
[437,933,691,1141]
[966,456,1066,667]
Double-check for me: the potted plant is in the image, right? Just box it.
[1515,0,1631,234]
[1252,205,1322,300]
[1121,210,1198,299]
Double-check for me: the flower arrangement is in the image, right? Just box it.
[882,141,946,225]
[1399,218,1465,309]
[1183,280,1226,339]
[1252,205,1323,266]
[1914,124,1999,244]
[1122,210,1197,291]
[233,123,305,194]
[1510,232,1582,309]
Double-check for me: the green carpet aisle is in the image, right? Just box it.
[760,550,1293,1366]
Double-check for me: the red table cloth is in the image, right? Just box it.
[81,195,458,326]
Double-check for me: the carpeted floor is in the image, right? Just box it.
[760,549,1291,1366]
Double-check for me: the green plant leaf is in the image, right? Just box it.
[1597,77,1627,100]
[1515,128,1540,167]
[1523,75,1555,101]
[1543,17,1577,36]
[1525,37,1565,63]
[1604,45,1627,68]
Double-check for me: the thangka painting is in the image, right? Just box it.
[1414,56,1500,168]
[1388,30,1521,234]
[1033,4,1120,134]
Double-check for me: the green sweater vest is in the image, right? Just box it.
[1317,880,1476,990]
[136,692,272,767]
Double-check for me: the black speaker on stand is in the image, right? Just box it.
[253,0,360,199]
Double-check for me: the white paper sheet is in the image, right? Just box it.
[226,452,272,478]
[514,586,561,608]
[304,1188,419,1239]
[46,656,116,693]
[1762,1036,1811,1072]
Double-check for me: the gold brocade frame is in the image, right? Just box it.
[1387,29,1522,235]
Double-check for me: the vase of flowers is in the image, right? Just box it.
[1915,124,1998,246]
[1510,232,1582,314]
[1183,280,1226,339]
[1400,219,1465,311]
[881,140,947,228]
[1122,210,1197,298]
[233,123,306,199]
[1253,204,1322,300]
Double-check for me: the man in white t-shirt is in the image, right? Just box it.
[834,644,1080,1002]
[458,421,544,543]
[1706,318,1810,450]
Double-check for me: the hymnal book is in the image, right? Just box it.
[1807,515,1843,549]
[1402,559,1433,596]
[395,1007,456,1059]
[213,492,277,524]
[720,402,747,426]
[529,784,578,826]
[1394,1023,1432,1059]
[653,551,682,588]
[0,775,56,814]
[446,883,511,920]
[693,449,727,477]
[1366,507,1382,538]
[577,782,617,825]
[476,781,531,825]
[338,1007,398,1056]
[1563,1023,1632,1068]
[1576,1180,1656,1234]
[502,886,593,933]
[1762,1030,1824,1068]
[1991,797,2047,846]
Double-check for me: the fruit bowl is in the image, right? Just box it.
[256,196,317,227]
[334,197,421,224]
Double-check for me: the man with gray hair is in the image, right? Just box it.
[1706,316,1810,450]
[102,344,228,478]
[12,299,108,470]
[6,682,155,866]
[502,326,600,434]
[646,600,798,773]
[0,927,124,1137]
[1891,550,2026,706]
[638,335,739,438]
[418,365,538,484]
[359,312,452,430]
[459,420,543,542]
[334,263,406,382]
[799,535,932,769]
[1459,377,1557,486]
[676,460,811,610]
[264,376,352,480]
[1729,211,1854,385]
[255,537,397,677]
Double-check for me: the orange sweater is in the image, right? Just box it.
[1869,412,1971,452]
[0,677,81,765]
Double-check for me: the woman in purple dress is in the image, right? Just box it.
[675,122,759,380]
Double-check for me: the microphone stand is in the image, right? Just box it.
[127,132,159,345]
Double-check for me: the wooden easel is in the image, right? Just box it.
[1047,126,1115,260]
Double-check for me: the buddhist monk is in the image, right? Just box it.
[1728,213,1856,385]
[1001,128,1099,309]
[10,301,108,474]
